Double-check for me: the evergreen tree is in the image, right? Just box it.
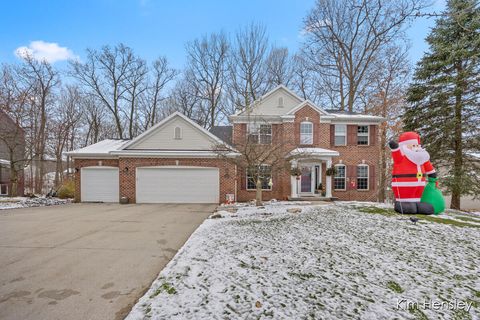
[405,0,480,209]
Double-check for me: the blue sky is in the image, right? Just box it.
[0,0,445,70]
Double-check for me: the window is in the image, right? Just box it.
[246,165,272,190]
[357,125,369,145]
[278,97,284,107]
[174,126,182,139]
[248,123,272,144]
[333,164,346,190]
[357,165,369,190]
[334,124,347,146]
[300,122,313,144]
[0,184,8,195]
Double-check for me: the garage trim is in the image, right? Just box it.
[80,166,119,203]
[135,166,220,204]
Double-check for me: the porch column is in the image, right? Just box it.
[325,159,333,198]
[290,160,298,198]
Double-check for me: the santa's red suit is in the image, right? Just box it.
[391,132,436,202]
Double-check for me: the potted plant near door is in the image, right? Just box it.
[316,183,326,197]
[290,167,302,180]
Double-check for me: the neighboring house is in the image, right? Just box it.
[0,109,25,196]
[67,85,384,204]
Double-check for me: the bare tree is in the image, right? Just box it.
[184,32,229,129]
[228,23,270,112]
[141,57,178,129]
[265,47,293,88]
[18,55,59,193]
[303,0,427,112]
[50,85,83,188]
[70,44,136,139]
[124,57,148,139]
[367,45,410,202]
[0,64,30,196]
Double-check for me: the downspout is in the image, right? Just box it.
[234,164,238,202]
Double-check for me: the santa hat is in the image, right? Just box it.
[399,131,420,146]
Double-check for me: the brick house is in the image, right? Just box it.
[0,110,25,196]
[68,85,384,203]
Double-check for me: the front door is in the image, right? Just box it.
[300,165,313,194]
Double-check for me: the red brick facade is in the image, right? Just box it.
[232,104,381,202]
[74,157,236,203]
[73,104,380,204]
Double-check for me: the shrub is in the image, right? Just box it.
[57,180,75,199]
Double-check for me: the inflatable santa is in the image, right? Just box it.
[389,132,436,214]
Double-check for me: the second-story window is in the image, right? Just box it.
[248,123,272,144]
[174,126,182,139]
[300,122,313,144]
[357,125,369,145]
[334,124,347,146]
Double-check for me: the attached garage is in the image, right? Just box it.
[136,166,219,203]
[81,167,119,202]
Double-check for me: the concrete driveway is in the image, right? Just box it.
[0,203,215,320]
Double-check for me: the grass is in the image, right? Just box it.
[149,282,177,298]
[386,281,404,293]
[356,206,479,228]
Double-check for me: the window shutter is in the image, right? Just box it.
[370,125,376,146]
[295,122,301,144]
[369,165,375,190]
[348,165,357,190]
[240,168,246,190]
[347,125,357,145]
[330,125,334,146]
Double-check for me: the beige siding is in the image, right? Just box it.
[247,88,302,116]
[128,117,216,150]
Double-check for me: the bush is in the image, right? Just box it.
[57,180,75,199]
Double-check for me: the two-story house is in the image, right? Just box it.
[67,85,383,203]
[228,85,384,202]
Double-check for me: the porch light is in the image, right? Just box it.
[124,167,129,172]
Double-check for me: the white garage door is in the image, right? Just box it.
[81,167,119,202]
[136,166,219,203]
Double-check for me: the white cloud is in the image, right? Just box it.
[14,41,78,63]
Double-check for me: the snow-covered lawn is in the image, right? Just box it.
[127,201,480,320]
[0,196,70,210]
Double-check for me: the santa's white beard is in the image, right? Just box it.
[401,145,430,165]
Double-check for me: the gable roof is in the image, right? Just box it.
[286,100,332,116]
[210,126,233,145]
[121,112,232,150]
[235,84,304,116]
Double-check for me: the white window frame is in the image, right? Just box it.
[246,165,272,190]
[300,121,313,145]
[0,184,8,195]
[357,164,369,190]
[357,125,369,146]
[333,164,346,191]
[248,123,272,144]
[334,124,347,146]
[174,126,182,140]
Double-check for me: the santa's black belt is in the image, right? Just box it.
[392,173,424,178]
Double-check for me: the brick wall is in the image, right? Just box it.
[74,157,236,204]
[232,103,381,202]
[119,158,236,204]
[73,158,119,202]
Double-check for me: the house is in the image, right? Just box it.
[67,85,384,204]
[0,109,25,196]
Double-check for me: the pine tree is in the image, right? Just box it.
[404,0,480,209]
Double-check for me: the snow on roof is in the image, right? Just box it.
[66,139,129,156]
[467,152,480,159]
[0,159,10,166]
[289,147,340,157]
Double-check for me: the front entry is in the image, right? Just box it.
[300,165,315,195]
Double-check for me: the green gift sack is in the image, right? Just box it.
[420,177,445,215]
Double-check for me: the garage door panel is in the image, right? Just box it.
[136,167,219,203]
[81,167,119,202]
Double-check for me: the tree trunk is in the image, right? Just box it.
[9,164,18,197]
[451,63,464,210]
[255,179,263,206]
